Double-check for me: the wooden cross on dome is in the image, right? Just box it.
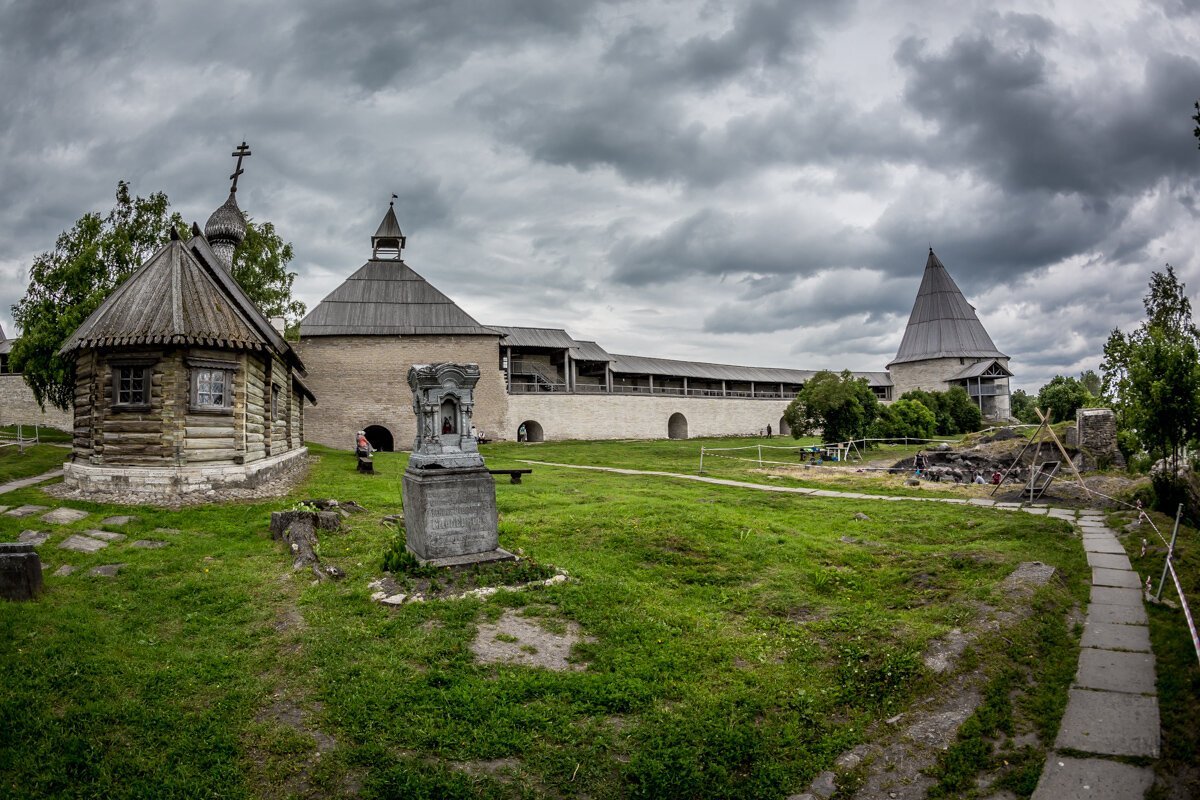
[229,141,251,193]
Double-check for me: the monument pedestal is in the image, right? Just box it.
[401,467,513,566]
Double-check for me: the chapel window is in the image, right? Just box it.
[192,368,232,410]
[113,365,151,408]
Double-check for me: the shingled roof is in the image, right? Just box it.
[59,231,307,376]
[888,250,1007,367]
[299,259,497,337]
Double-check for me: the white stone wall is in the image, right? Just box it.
[0,374,72,431]
[504,393,792,441]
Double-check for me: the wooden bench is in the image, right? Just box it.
[489,468,532,484]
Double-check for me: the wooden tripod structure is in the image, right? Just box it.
[990,408,1090,500]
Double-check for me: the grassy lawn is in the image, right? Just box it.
[482,436,978,499]
[0,440,1097,798]
[0,443,69,484]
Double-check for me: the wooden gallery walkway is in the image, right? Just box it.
[520,460,1162,800]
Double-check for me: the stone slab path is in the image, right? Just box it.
[0,469,64,495]
[520,461,1162,799]
[1032,512,1159,799]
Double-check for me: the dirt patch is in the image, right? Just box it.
[452,757,521,782]
[798,562,1061,800]
[248,697,344,798]
[471,609,593,671]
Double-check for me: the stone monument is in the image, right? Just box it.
[401,363,512,566]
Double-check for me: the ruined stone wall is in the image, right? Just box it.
[0,375,71,431]
[1075,407,1124,469]
[505,393,791,441]
[294,335,506,450]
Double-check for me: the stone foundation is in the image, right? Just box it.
[60,447,309,502]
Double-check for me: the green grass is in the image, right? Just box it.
[0,424,73,443]
[0,440,1093,798]
[481,436,977,499]
[0,443,69,484]
[1129,507,1200,800]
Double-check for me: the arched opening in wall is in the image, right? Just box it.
[779,416,790,436]
[364,425,394,452]
[518,420,544,443]
[668,412,688,440]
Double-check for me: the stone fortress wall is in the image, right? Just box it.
[295,335,507,451]
[0,375,71,431]
[505,393,791,442]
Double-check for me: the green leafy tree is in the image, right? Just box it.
[10,181,304,411]
[1102,265,1200,503]
[784,370,879,444]
[898,389,949,433]
[897,387,980,435]
[1035,375,1092,424]
[941,386,982,433]
[234,219,306,327]
[1078,369,1102,398]
[1009,389,1037,423]
[870,398,936,440]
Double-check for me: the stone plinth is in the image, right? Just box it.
[401,467,510,565]
[0,542,43,600]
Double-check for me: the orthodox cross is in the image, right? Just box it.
[229,141,252,193]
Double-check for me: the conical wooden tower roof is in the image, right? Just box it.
[888,249,1006,367]
[300,204,495,337]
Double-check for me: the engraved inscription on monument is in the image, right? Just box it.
[401,363,513,566]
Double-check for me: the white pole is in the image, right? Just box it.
[699,447,705,474]
[758,445,763,468]
[1156,504,1183,601]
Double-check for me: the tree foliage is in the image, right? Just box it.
[870,398,936,440]
[1009,389,1036,423]
[10,182,184,410]
[784,370,879,444]
[1077,369,1101,398]
[9,182,304,411]
[896,387,981,435]
[1034,375,1094,424]
[1101,265,1200,488]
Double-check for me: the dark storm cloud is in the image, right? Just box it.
[896,30,1200,200]
[702,269,912,334]
[469,0,868,185]
[607,208,880,286]
[290,0,607,92]
[0,0,150,62]
[604,0,851,88]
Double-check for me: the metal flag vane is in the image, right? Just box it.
[229,141,252,193]
[390,192,398,207]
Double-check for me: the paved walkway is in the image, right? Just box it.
[0,468,64,495]
[520,460,1161,799]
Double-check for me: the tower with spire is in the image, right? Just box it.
[887,249,1013,419]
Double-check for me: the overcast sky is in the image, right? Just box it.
[2,0,1198,393]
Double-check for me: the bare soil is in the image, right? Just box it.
[471,608,594,671]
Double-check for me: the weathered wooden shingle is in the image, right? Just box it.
[60,239,268,353]
[888,249,1007,367]
[299,259,496,337]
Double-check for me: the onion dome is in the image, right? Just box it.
[205,192,247,270]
